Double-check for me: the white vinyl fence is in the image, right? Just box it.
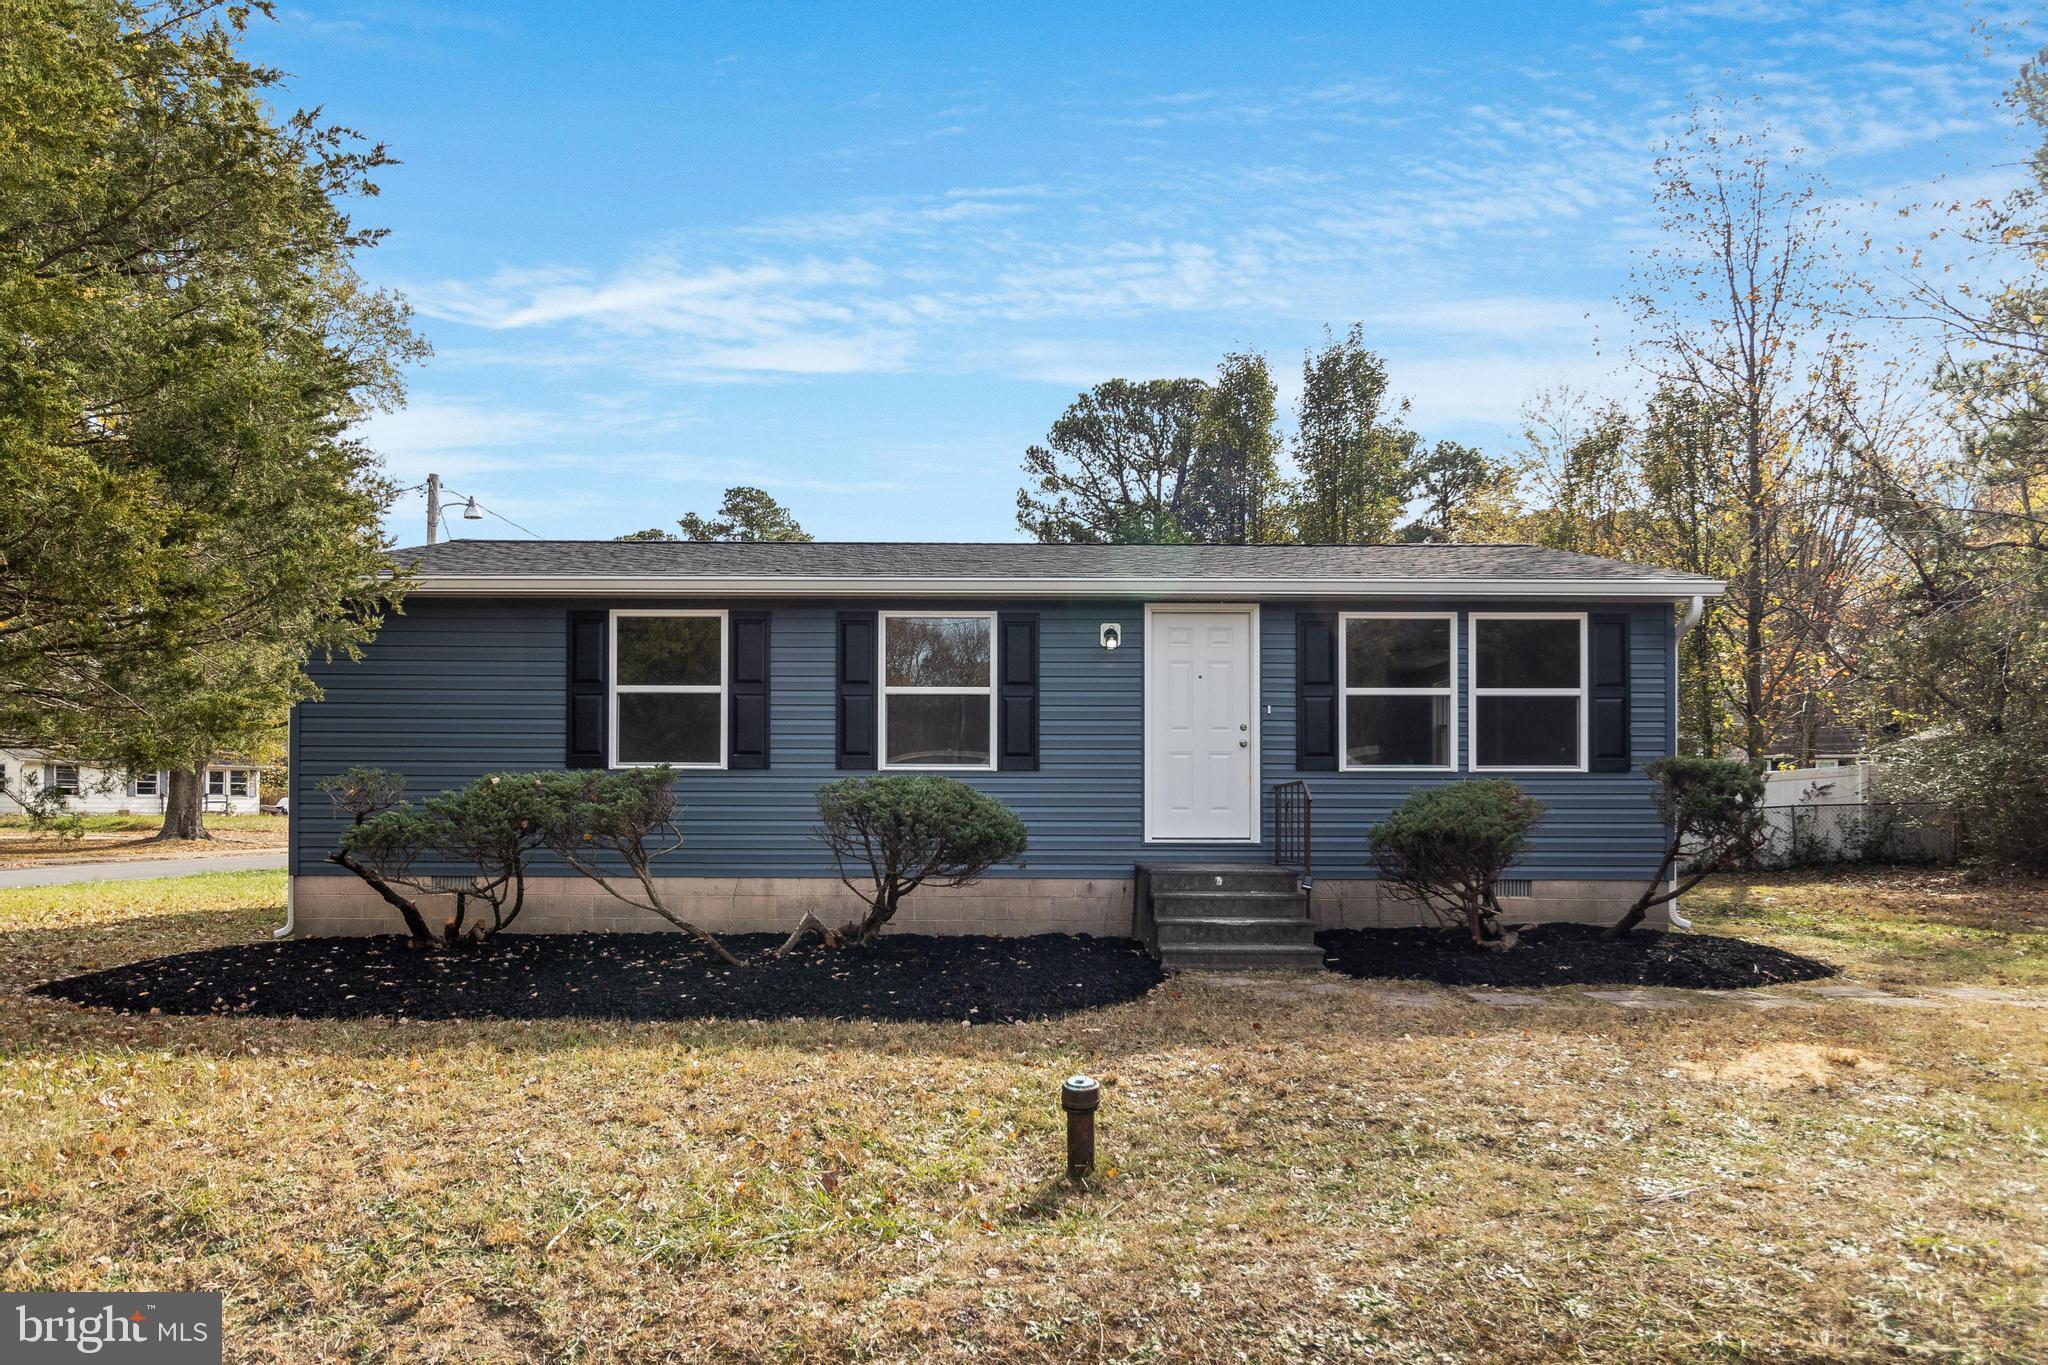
[1747,764,1960,868]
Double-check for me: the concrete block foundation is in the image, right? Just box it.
[287,873,1660,938]
[1305,878,1663,931]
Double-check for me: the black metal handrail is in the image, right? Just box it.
[1273,779,1312,892]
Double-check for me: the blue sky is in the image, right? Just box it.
[244,2,2035,544]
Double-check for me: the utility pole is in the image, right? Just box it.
[425,472,441,545]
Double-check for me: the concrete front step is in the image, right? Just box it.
[1137,864,1317,969]
[1141,863,1306,896]
[1155,915,1321,947]
[1152,888,1306,908]
[1158,942,1330,971]
[1152,890,1308,921]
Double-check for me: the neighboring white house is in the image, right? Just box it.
[0,750,265,817]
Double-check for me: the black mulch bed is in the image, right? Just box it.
[1317,922,1837,990]
[32,932,1165,1025]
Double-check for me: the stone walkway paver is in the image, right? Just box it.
[1188,971,2048,1013]
[1369,989,1449,1009]
[1424,980,2039,1011]
[1922,985,2048,1007]
[1199,973,1268,989]
[1578,987,1694,1009]
[1726,991,1809,1010]
[1461,990,1558,1009]
[1800,983,1951,1008]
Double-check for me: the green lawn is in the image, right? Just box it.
[1,869,2042,1361]
[0,812,281,834]
[0,814,285,865]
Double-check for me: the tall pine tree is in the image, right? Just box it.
[0,1,424,837]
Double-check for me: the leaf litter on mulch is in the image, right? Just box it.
[32,932,1165,1024]
[1317,922,1836,990]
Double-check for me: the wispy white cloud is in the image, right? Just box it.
[994,338,1225,388]
[1093,75,1411,130]
[681,334,915,376]
[405,255,922,379]
[418,257,883,334]
[361,0,2029,542]
[357,398,562,485]
[1371,297,1607,341]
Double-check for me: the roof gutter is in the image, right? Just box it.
[400,574,1729,601]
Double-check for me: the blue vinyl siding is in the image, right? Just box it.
[293,596,1674,881]
[1260,604,1673,880]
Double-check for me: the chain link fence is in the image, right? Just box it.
[1746,801,1963,870]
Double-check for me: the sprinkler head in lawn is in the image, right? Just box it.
[1062,1074,1100,1178]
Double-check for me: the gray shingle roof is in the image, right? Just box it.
[397,539,1720,590]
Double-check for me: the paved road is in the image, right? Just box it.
[0,852,286,889]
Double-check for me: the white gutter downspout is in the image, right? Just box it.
[273,703,297,940]
[1666,594,1707,930]
[273,874,295,939]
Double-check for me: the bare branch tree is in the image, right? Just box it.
[1626,105,1873,757]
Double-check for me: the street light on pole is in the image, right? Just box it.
[417,474,538,544]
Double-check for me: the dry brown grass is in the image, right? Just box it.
[1686,868,2048,987]
[1677,1041,1886,1090]
[0,816,285,868]
[1,871,2044,1362]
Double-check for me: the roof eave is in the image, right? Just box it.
[399,574,1728,600]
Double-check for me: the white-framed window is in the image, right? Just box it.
[228,770,251,797]
[1469,612,1587,771]
[879,611,997,771]
[609,609,727,769]
[207,769,226,796]
[1340,612,1457,770]
[48,764,79,795]
[131,771,161,797]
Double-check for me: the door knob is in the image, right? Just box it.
[1239,723,1248,731]
[1239,740,1248,748]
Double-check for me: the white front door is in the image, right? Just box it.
[1145,608,1256,841]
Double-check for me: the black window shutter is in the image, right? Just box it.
[566,609,607,769]
[728,610,771,769]
[1589,611,1632,773]
[836,610,878,769]
[1295,611,1338,771]
[997,611,1040,771]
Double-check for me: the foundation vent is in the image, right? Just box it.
[1495,879,1533,900]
